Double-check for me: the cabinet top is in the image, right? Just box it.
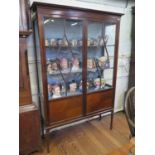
[31,1,124,16]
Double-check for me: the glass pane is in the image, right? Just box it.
[34,20,45,117]
[34,20,43,95]
[43,18,83,100]
[87,21,116,93]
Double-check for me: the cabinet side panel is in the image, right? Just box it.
[33,19,46,124]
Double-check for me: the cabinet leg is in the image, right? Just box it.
[110,110,114,130]
[99,114,102,121]
[40,115,45,139]
[46,131,50,153]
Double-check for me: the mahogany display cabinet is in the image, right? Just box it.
[31,2,122,136]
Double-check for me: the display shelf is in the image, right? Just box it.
[106,44,115,47]
[47,67,113,76]
[87,66,113,72]
[45,44,115,48]
[87,84,113,93]
[45,45,82,48]
[47,68,82,75]
[48,90,82,101]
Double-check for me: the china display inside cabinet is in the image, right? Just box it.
[31,2,122,134]
[86,21,116,93]
[44,18,83,100]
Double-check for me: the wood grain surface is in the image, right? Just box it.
[32,112,130,155]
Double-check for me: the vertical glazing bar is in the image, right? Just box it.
[82,20,88,115]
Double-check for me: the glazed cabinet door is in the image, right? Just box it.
[35,17,84,124]
[86,21,117,114]
[43,18,84,100]
[19,37,32,105]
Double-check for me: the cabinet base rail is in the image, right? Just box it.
[44,109,114,153]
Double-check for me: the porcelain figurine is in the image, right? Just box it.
[63,37,68,47]
[87,39,91,46]
[87,59,96,69]
[48,84,53,97]
[93,39,98,46]
[98,56,107,68]
[47,62,58,74]
[50,38,57,47]
[78,40,82,46]
[72,58,80,71]
[45,39,49,47]
[98,36,104,46]
[58,39,62,46]
[79,80,89,91]
[79,80,83,91]
[100,78,106,88]
[86,81,90,90]
[51,62,58,71]
[60,58,68,70]
[94,78,101,90]
[58,37,68,47]
[52,84,61,98]
[90,38,94,46]
[71,39,77,47]
[69,82,77,93]
[47,63,53,74]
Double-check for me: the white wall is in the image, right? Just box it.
[114,6,134,111]
[27,0,135,113]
